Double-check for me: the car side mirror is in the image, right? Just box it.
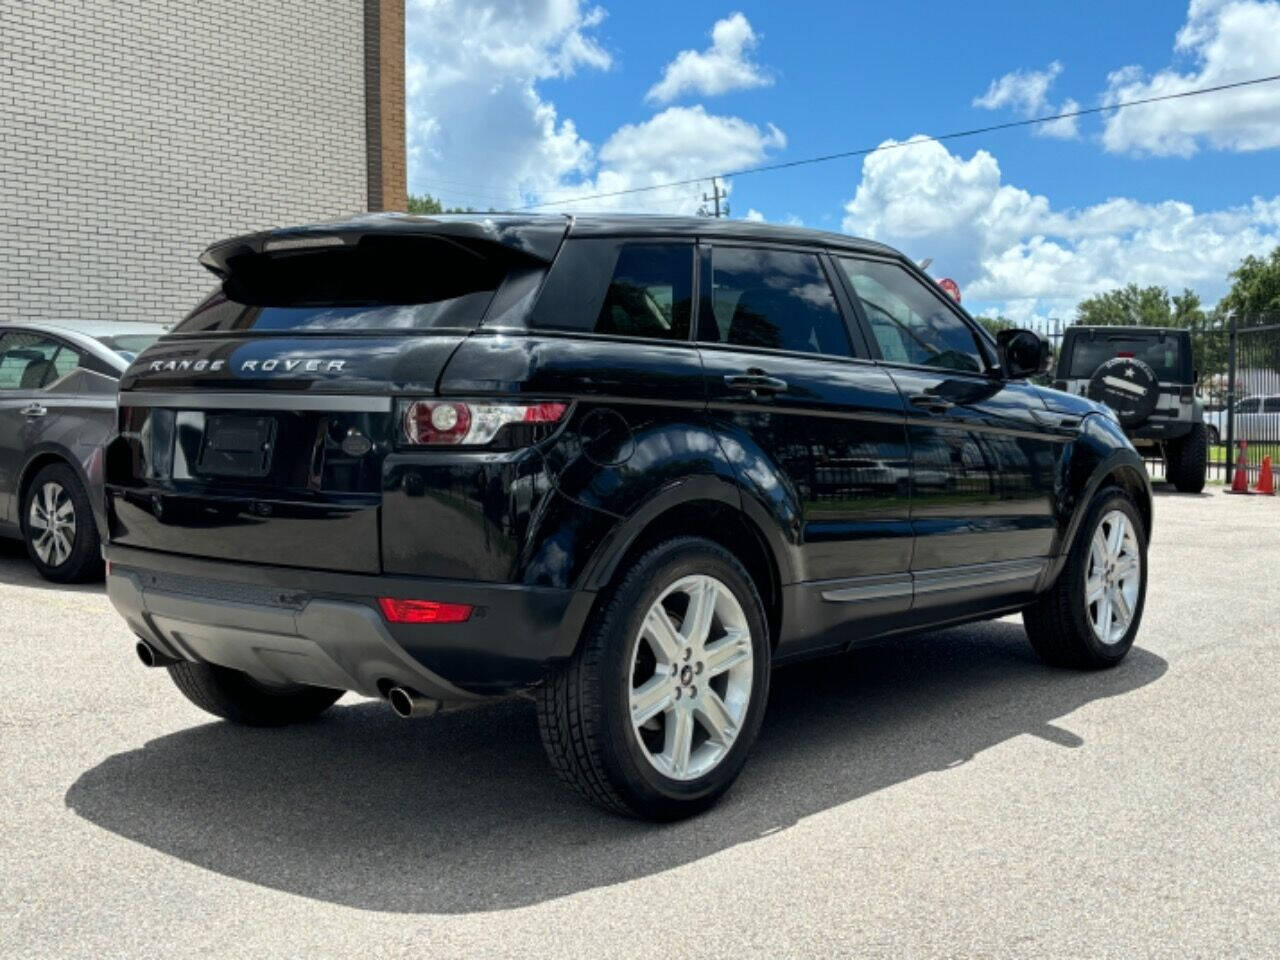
[997,329,1051,380]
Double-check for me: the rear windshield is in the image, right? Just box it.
[1064,333,1190,381]
[175,236,516,333]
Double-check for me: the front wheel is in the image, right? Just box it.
[1024,487,1148,669]
[538,537,771,820]
[22,462,103,583]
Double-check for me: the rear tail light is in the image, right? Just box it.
[1052,380,1067,391]
[377,597,473,624]
[400,399,568,446]
[1179,386,1195,401]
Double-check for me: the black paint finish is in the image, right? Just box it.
[103,213,1152,695]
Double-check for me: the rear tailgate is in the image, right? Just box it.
[105,220,564,574]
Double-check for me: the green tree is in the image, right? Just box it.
[406,192,481,215]
[1219,246,1280,323]
[1074,284,1177,327]
[976,315,1015,338]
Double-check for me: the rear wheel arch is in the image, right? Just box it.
[583,491,785,652]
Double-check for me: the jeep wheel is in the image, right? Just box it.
[1165,422,1208,493]
[22,463,103,583]
[538,537,771,820]
[1206,424,1220,446]
[1024,487,1147,669]
[167,661,343,726]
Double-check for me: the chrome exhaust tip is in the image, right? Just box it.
[135,640,177,668]
[387,686,440,719]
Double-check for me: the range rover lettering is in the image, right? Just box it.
[105,214,1152,820]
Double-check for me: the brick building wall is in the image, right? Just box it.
[0,0,404,326]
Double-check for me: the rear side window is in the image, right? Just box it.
[700,247,850,357]
[1265,398,1280,413]
[528,240,693,341]
[176,236,517,333]
[838,258,984,374]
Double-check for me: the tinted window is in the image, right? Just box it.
[839,258,984,373]
[1237,398,1260,413]
[595,245,692,340]
[701,247,850,357]
[1064,333,1189,381]
[1262,397,1280,413]
[175,236,513,333]
[0,333,77,390]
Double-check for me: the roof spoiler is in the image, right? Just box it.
[198,213,570,279]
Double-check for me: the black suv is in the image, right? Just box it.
[107,214,1151,820]
[1053,325,1206,492]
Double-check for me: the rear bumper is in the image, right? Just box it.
[105,544,592,698]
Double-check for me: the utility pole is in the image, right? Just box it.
[700,177,728,218]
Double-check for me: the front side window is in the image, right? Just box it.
[1263,397,1280,413]
[0,333,78,390]
[701,247,850,357]
[1237,398,1260,414]
[838,258,985,374]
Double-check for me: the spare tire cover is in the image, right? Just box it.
[1086,357,1159,427]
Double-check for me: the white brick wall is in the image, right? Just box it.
[0,0,367,325]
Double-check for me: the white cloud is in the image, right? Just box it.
[646,12,772,104]
[743,208,766,222]
[406,2,785,214]
[1101,0,1280,155]
[842,136,1280,318]
[541,106,786,214]
[405,0,611,208]
[973,61,1079,139]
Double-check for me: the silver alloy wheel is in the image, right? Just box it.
[1085,509,1141,645]
[628,574,754,781]
[28,481,76,568]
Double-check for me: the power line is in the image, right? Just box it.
[518,72,1280,211]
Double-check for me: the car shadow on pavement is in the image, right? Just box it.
[0,541,103,594]
[66,621,1167,915]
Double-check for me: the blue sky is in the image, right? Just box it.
[405,0,1280,324]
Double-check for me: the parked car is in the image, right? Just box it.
[105,214,1151,820]
[1204,394,1280,445]
[1052,326,1206,492]
[0,320,163,581]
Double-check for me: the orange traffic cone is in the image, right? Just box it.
[1228,441,1252,495]
[1253,455,1275,496]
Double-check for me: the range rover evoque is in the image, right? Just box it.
[106,214,1151,820]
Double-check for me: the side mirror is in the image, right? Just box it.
[997,329,1051,380]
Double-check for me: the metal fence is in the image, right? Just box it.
[1140,317,1280,485]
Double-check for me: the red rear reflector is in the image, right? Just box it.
[377,597,473,624]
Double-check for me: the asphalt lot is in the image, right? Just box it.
[2,486,1278,959]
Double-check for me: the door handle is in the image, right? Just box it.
[20,403,47,418]
[724,371,788,395]
[907,393,954,413]
[1030,410,1081,430]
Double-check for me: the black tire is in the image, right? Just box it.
[1024,487,1148,669]
[1165,422,1208,493]
[537,537,771,820]
[1206,424,1220,446]
[21,462,103,583]
[166,661,342,726]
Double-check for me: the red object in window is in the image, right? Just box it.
[1116,351,1135,358]
[937,278,961,302]
[377,597,473,624]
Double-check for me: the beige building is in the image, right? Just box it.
[0,0,406,326]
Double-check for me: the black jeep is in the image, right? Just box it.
[1053,325,1207,492]
[106,214,1151,819]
